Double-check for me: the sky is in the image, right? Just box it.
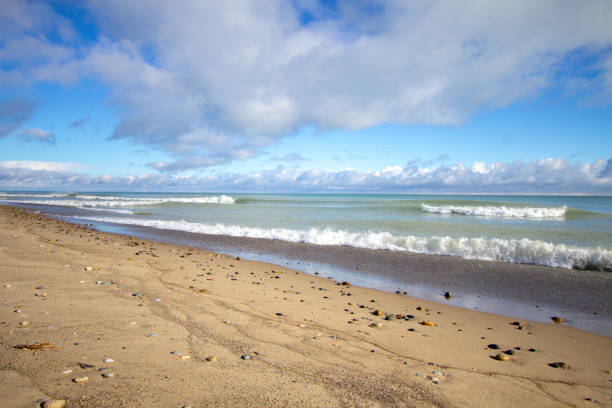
[0,0,611,193]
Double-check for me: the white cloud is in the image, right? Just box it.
[0,158,609,194]
[0,161,86,172]
[2,1,612,170]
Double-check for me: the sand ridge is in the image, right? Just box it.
[0,204,611,407]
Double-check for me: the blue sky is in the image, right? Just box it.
[0,0,611,193]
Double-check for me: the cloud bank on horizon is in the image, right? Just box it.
[0,0,611,193]
[1,157,610,194]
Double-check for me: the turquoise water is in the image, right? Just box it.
[2,192,611,270]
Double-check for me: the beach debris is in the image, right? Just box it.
[73,376,89,383]
[487,344,500,349]
[420,320,435,327]
[373,309,384,316]
[297,323,306,328]
[102,372,114,378]
[549,362,570,369]
[494,353,509,361]
[241,354,251,360]
[41,400,66,408]
[13,342,56,351]
[551,316,564,324]
[78,363,95,369]
[444,291,452,299]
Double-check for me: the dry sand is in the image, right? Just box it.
[1,204,611,407]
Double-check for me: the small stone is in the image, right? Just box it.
[18,321,29,327]
[84,266,93,271]
[103,358,114,363]
[416,306,423,311]
[504,349,516,355]
[170,351,180,355]
[73,376,89,383]
[444,291,451,299]
[180,355,191,360]
[585,397,596,403]
[432,378,439,384]
[36,285,44,289]
[420,320,435,327]
[373,310,384,316]
[275,312,284,316]
[551,316,564,324]
[132,292,141,297]
[385,314,396,321]
[198,289,208,293]
[41,400,66,408]
[206,356,217,362]
[488,344,500,349]
[433,371,443,376]
[494,353,509,361]
[528,348,536,352]
[61,369,72,375]
[102,372,114,378]
[236,256,242,260]
[549,362,570,369]
[241,354,251,360]
[511,321,521,326]
[147,333,157,337]
[369,322,383,328]
[415,373,424,378]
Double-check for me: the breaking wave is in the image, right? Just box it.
[0,194,235,207]
[75,216,612,271]
[421,203,567,218]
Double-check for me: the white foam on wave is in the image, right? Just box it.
[2,195,235,207]
[77,207,134,215]
[75,216,612,271]
[0,192,70,198]
[421,203,567,218]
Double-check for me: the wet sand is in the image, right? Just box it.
[1,204,611,407]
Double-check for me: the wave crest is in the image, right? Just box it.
[1,194,235,207]
[75,216,612,271]
[421,203,567,218]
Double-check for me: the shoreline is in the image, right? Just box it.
[1,204,611,407]
[39,205,611,337]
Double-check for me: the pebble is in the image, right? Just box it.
[170,351,180,355]
[18,321,29,327]
[73,376,89,383]
[103,358,114,363]
[433,371,443,376]
[420,320,435,327]
[415,373,424,378]
[503,349,516,355]
[147,333,157,337]
[432,378,439,384]
[369,322,383,328]
[206,356,217,362]
[84,266,93,271]
[385,314,396,321]
[180,355,191,360]
[102,372,115,378]
[41,400,66,408]
[549,362,570,369]
[61,369,72,375]
[36,285,44,289]
[551,316,564,324]
[444,291,451,299]
[488,344,500,349]
[494,353,509,361]
[373,310,384,316]
[241,354,251,360]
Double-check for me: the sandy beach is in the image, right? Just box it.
[1,204,611,407]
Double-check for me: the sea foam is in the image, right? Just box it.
[75,216,612,271]
[2,195,235,207]
[421,203,567,218]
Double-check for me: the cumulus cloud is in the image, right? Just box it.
[0,158,610,194]
[0,160,86,172]
[19,128,56,144]
[1,1,612,170]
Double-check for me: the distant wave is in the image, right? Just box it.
[421,203,567,218]
[0,192,70,198]
[75,216,612,271]
[0,194,235,207]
